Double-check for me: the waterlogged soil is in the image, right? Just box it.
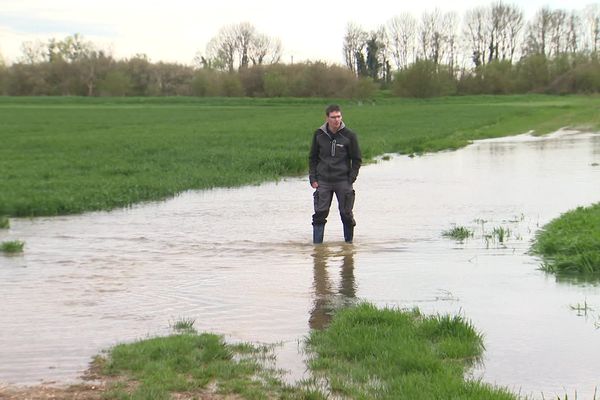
[1,130,600,399]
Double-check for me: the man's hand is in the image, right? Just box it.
[311,181,319,189]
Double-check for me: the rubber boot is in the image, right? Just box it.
[313,224,325,244]
[343,224,354,243]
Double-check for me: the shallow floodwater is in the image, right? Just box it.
[1,130,600,398]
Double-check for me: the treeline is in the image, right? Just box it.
[346,3,600,96]
[0,32,375,98]
[0,54,376,98]
[1,3,600,98]
[393,55,600,97]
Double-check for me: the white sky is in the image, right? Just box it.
[0,0,597,65]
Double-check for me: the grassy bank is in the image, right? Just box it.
[1,95,598,216]
[97,332,305,399]
[532,202,600,275]
[307,303,515,399]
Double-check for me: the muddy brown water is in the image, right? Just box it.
[1,130,600,398]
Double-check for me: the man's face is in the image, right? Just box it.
[327,111,342,131]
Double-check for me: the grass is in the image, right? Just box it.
[1,240,24,253]
[491,226,511,243]
[532,202,600,275]
[444,220,518,247]
[306,303,516,399]
[443,225,473,241]
[98,332,307,400]
[0,216,8,229]
[1,94,598,217]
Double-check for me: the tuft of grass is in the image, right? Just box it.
[0,216,9,229]
[532,203,600,275]
[492,226,511,243]
[170,317,196,333]
[1,240,24,253]
[443,225,474,241]
[306,303,516,399]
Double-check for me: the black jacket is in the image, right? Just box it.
[309,122,362,184]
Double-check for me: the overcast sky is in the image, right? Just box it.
[0,0,596,65]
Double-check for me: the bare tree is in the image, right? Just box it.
[343,22,368,75]
[565,11,581,54]
[504,4,524,62]
[206,25,238,72]
[19,40,48,64]
[249,34,282,65]
[524,6,553,56]
[489,2,524,62]
[387,13,417,69]
[418,9,457,67]
[549,9,568,57]
[584,4,600,54]
[444,12,459,72]
[419,9,441,64]
[204,23,282,72]
[464,7,491,67]
[234,22,255,69]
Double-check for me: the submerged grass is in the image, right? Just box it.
[306,303,516,399]
[1,240,24,253]
[170,317,197,333]
[532,202,600,275]
[443,225,473,241]
[0,216,9,229]
[1,95,598,217]
[491,226,511,244]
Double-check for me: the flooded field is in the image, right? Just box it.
[1,130,599,398]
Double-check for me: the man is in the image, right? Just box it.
[309,104,362,244]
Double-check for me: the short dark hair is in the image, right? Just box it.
[325,104,341,116]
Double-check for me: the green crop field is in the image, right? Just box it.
[1,95,598,217]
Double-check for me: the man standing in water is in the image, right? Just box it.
[309,104,362,244]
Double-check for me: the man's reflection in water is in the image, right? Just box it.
[309,244,356,330]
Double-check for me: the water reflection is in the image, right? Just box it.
[552,272,600,286]
[309,244,356,330]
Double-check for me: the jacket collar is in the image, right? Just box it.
[319,122,346,139]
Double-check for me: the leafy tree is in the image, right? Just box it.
[191,69,222,96]
[124,54,153,95]
[392,59,456,97]
[97,70,131,96]
[515,53,549,91]
[366,36,382,80]
[263,65,290,97]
